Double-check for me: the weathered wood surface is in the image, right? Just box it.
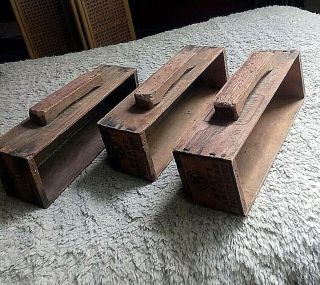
[174,50,305,215]
[214,51,274,120]
[100,46,227,133]
[0,65,137,207]
[0,66,136,158]
[134,48,197,109]
[29,65,105,125]
[98,45,228,181]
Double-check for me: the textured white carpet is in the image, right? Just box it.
[1,6,320,284]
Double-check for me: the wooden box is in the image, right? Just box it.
[0,65,137,207]
[98,46,228,181]
[173,50,305,215]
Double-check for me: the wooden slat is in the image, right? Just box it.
[134,47,197,109]
[213,51,274,120]
[29,66,105,125]
[100,46,225,133]
[70,0,89,50]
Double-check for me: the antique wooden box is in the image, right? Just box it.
[0,65,137,207]
[173,50,305,215]
[98,46,228,181]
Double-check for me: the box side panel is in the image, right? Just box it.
[0,153,48,207]
[235,92,304,214]
[99,127,155,181]
[198,49,228,89]
[174,152,245,215]
[38,120,105,204]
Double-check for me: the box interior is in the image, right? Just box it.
[235,92,303,213]
[34,75,137,203]
[145,85,219,176]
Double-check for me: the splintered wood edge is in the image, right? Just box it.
[214,51,275,121]
[29,65,108,126]
[134,46,200,109]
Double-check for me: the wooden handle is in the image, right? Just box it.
[29,66,104,125]
[134,47,197,109]
[214,52,274,121]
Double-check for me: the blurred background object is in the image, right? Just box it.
[10,0,81,59]
[72,0,135,49]
[0,0,319,63]
[304,0,320,12]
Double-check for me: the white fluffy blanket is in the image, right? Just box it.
[0,6,320,284]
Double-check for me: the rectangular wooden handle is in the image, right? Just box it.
[213,51,274,121]
[134,46,198,109]
[29,66,105,125]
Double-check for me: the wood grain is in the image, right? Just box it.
[0,65,137,207]
[214,51,274,120]
[29,65,105,125]
[134,47,197,109]
[174,50,305,215]
[98,45,228,181]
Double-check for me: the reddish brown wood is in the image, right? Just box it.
[29,66,105,126]
[98,45,228,181]
[214,51,274,120]
[173,50,305,215]
[0,65,137,208]
[134,48,197,109]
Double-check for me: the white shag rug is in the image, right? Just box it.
[0,6,320,285]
